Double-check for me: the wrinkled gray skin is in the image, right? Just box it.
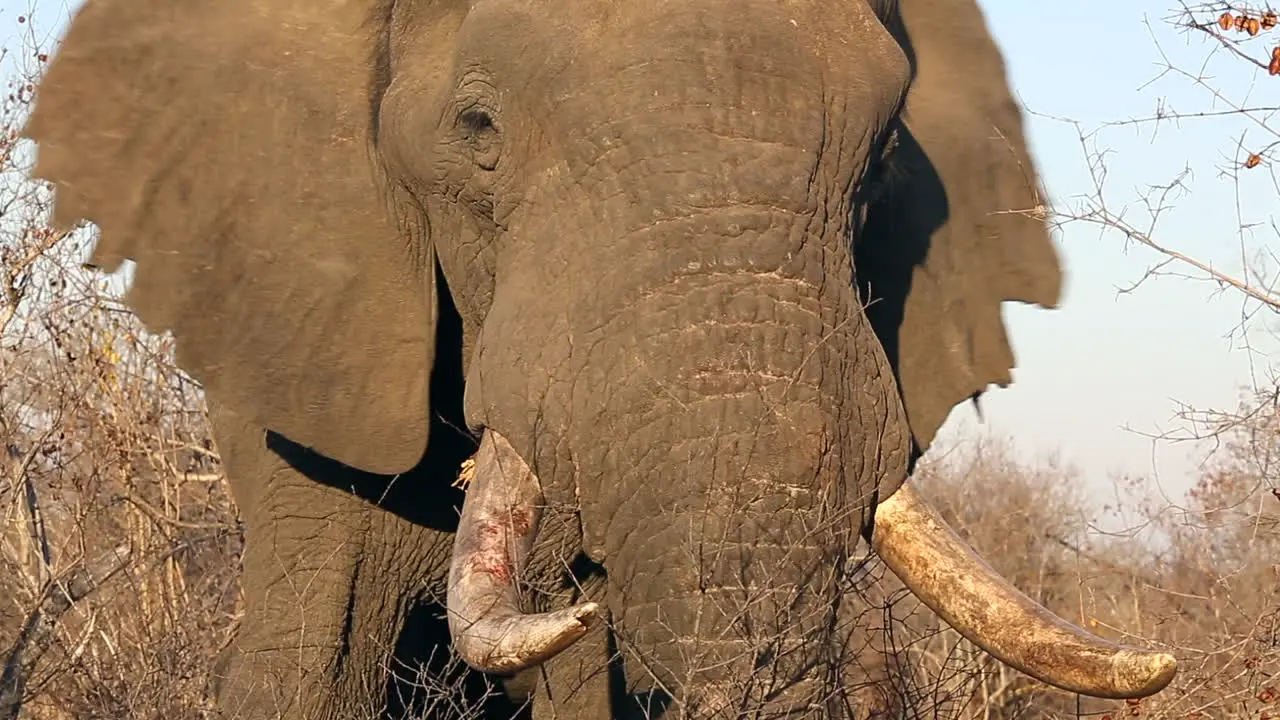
[25,0,1061,717]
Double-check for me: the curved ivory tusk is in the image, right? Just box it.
[872,483,1176,699]
[447,429,602,674]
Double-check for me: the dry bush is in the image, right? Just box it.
[0,18,241,720]
[1132,386,1280,720]
[1048,1,1280,316]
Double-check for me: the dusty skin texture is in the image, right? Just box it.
[16,0,1174,716]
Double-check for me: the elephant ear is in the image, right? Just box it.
[858,0,1063,454]
[24,0,434,474]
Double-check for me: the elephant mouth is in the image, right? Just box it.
[445,429,1177,700]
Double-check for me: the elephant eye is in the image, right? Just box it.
[458,107,501,172]
[459,108,495,135]
[863,121,906,207]
[877,120,901,166]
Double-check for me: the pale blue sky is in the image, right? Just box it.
[6,0,1272,499]
[941,0,1280,498]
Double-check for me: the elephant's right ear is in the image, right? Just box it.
[25,0,435,475]
[858,0,1063,456]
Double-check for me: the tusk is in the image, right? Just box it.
[447,429,602,674]
[871,483,1176,699]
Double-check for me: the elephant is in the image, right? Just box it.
[23,0,1178,717]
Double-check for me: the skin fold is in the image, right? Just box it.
[21,0,1171,717]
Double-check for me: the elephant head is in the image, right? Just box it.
[25,0,1175,712]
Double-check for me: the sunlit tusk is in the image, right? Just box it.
[447,429,602,673]
[871,483,1177,699]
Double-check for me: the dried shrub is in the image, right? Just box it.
[0,17,239,720]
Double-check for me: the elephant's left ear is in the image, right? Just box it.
[23,0,436,475]
[858,0,1064,455]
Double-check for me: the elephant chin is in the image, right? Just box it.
[446,430,1176,699]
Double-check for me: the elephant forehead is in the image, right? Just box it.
[452,0,908,118]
